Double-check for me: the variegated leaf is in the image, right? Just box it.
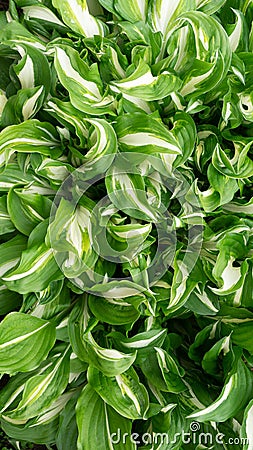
[88,294,140,325]
[88,366,149,419]
[0,312,56,374]
[188,357,253,422]
[76,384,135,450]
[0,234,27,278]
[115,112,181,157]
[150,0,196,48]
[241,398,253,450]
[54,45,115,115]
[3,243,63,294]
[22,5,67,29]
[13,43,51,92]
[3,345,71,421]
[0,120,62,168]
[52,0,107,37]
[0,195,15,234]
[111,60,181,101]
[84,332,136,376]
[114,0,148,23]
[7,186,52,236]
[106,165,163,222]
[47,197,97,279]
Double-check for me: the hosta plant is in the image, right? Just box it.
[0,0,253,449]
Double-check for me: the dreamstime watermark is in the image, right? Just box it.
[49,152,203,297]
[110,422,249,446]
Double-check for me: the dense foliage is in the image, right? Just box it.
[0,0,253,449]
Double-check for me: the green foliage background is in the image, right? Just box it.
[0,0,253,449]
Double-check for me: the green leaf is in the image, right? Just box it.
[0,21,46,51]
[1,391,74,443]
[0,120,62,168]
[7,186,52,236]
[241,398,253,450]
[56,391,79,450]
[23,4,67,29]
[44,98,89,148]
[47,197,97,279]
[68,298,90,363]
[150,0,196,49]
[0,58,12,91]
[168,112,197,168]
[106,165,163,222]
[174,11,232,100]
[68,297,136,375]
[88,294,140,325]
[231,322,253,354]
[188,357,253,422]
[202,335,232,377]
[111,60,182,101]
[0,312,56,374]
[88,366,149,419]
[115,112,181,157]
[155,347,186,393]
[3,243,63,294]
[0,234,27,277]
[31,155,72,187]
[213,142,253,179]
[76,384,136,450]
[13,43,51,93]
[84,333,136,376]
[76,117,118,177]
[110,329,167,360]
[0,285,22,315]
[54,44,114,115]
[228,9,248,53]
[1,416,59,445]
[185,285,219,315]
[52,0,107,37]
[114,0,148,23]
[3,345,71,420]
[167,255,205,313]
[0,162,35,192]
[0,2,252,447]
[2,85,45,126]
[197,0,226,15]
[0,195,15,234]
